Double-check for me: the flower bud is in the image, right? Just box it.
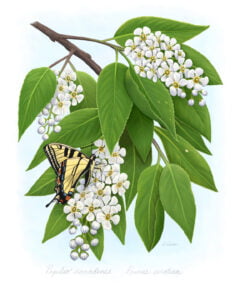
[81,225,89,234]
[79,252,89,260]
[69,226,77,234]
[90,239,99,247]
[91,221,100,230]
[38,126,45,134]
[54,125,61,133]
[70,251,79,260]
[69,239,77,249]
[81,243,90,251]
[42,134,49,140]
[90,229,97,235]
[75,236,84,246]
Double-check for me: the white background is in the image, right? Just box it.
[0,0,239,299]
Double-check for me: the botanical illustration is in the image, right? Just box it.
[18,16,222,261]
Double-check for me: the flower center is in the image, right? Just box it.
[167,45,173,50]
[66,75,71,81]
[99,146,105,152]
[150,56,156,62]
[105,214,111,220]
[162,56,167,61]
[164,69,170,76]
[89,206,94,212]
[112,152,119,157]
[71,91,77,98]
[108,170,113,176]
[97,189,104,196]
[58,102,64,108]
[137,52,143,58]
[180,65,185,72]
[173,82,179,88]
[71,206,77,213]
[139,66,145,72]
[149,45,155,50]
[59,86,64,91]
[193,76,200,83]
[178,51,183,56]
[93,178,99,183]
[140,33,147,41]
[117,182,123,188]
[131,44,137,50]
[80,192,85,198]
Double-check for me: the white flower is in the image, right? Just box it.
[96,205,120,230]
[92,139,109,159]
[61,69,76,82]
[177,57,193,77]
[68,83,84,106]
[102,164,120,184]
[132,48,145,63]
[165,72,187,97]
[162,36,180,57]
[145,49,161,66]
[124,37,141,56]
[75,188,93,201]
[112,173,130,196]
[145,63,159,82]
[143,36,160,52]
[133,26,151,44]
[158,61,176,82]
[63,198,84,222]
[56,78,68,95]
[102,195,121,213]
[186,68,209,91]
[52,94,71,115]
[134,59,148,78]
[81,197,102,221]
[91,182,111,199]
[108,145,126,164]
[174,49,186,60]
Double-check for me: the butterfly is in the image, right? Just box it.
[44,143,96,207]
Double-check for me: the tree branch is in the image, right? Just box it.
[31,21,102,75]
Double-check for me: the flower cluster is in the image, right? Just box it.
[37,69,84,140]
[63,139,130,261]
[124,26,209,106]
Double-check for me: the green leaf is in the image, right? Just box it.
[97,63,133,153]
[114,16,209,46]
[120,131,152,210]
[86,226,104,261]
[18,67,57,140]
[25,167,55,196]
[181,44,222,85]
[42,204,69,243]
[27,108,101,171]
[155,127,217,191]
[135,164,164,251]
[70,71,97,112]
[112,195,126,244]
[125,68,176,136]
[159,164,196,242]
[126,105,153,161]
[176,119,211,155]
[173,97,211,141]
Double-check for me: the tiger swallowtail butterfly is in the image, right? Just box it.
[44,143,96,207]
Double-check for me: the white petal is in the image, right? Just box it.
[143,26,151,34]
[125,39,133,46]
[184,59,192,68]
[111,215,120,225]
[109,196,118,206]
[102,205,111,214]
[195,67,204,76]
[170,86,177,96]
[112,185,118,194]
[66,213,75,222]
[86,212,95,222]
[134,28,142,35]
[102,220,112,230]
[63,205,71,214]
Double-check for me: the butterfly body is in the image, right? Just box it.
[44,143,96,207]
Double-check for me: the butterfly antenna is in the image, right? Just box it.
[45,198,57,208]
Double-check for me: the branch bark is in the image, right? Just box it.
[31,21,102,75]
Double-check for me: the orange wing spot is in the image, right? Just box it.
[65,195,71,201]
[56,178,61,184]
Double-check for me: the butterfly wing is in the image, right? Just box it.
[44,143,88,174]
[62,157,90,194]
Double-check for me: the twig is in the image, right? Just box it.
[49,54,70,68]
[31,21,102,75]
[152,138,168,165]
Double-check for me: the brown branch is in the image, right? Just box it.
[31,21,102,75]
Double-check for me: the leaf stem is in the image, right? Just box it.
[152,138,168,165]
